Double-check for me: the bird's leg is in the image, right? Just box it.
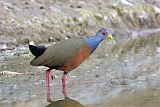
[46,68,51,102]
[61,73,67,97]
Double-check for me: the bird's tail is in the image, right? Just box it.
[29,45,47,57]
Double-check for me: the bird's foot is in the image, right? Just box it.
[47,97,52,103]
[46,86,52,102]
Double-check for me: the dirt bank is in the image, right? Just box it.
[0,0,160,44]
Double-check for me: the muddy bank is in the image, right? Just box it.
[1,0,160,44]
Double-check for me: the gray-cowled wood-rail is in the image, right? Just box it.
[29,28,116,102]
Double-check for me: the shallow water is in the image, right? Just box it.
[0,31,160,107]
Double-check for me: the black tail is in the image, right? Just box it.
[29,45,47,57]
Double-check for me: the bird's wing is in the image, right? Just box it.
[30,39,86,67]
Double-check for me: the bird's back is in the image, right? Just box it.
[30,39,91,71]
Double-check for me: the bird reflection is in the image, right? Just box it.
[46,97,85,107]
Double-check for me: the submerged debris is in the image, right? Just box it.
[0,71,22,77]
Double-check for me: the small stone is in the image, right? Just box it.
[77,5,82,8]
[70,5,74,8]
[51,75,59,80]
[104,16,108,21]
[48,37,54,42]
[0,43,7,49]
[72,75,77,78]
[119,0,133,6]
[10,53,14,56]
[65,36,69,40]
[25,2,29,5]
[40,6,44,9]
[95,74,100,78]
[94,13,103,20]
[106,53,109,57]
[96,66,99,69]
[153,6,160,16]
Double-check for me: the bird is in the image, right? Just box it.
[29,28,116,102]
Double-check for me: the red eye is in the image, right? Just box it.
[102,32,106,35]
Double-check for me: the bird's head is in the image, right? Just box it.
[96,28,116,44]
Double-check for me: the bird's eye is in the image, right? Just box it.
[102,32,106,35]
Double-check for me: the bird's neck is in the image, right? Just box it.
[85,35,104,53]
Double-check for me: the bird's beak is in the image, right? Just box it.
[106,34,116,44]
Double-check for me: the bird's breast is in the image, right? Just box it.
[58,45,91,72]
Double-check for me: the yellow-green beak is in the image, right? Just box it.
[106,34,116,44]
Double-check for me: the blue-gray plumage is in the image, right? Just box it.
[85,28,113,53]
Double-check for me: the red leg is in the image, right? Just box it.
[62,73,67,97]
[46,69,51,102]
